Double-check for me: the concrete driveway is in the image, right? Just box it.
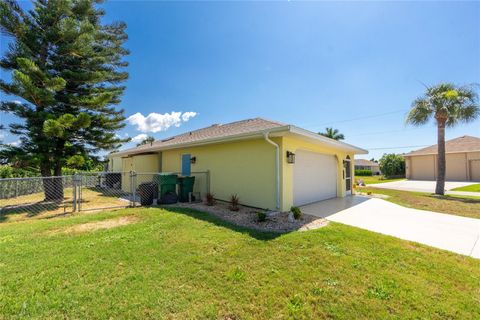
[301,196,480,258]
[369,180,476,194]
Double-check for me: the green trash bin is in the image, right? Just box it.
[178,176,195,202]
[153,173,178,198]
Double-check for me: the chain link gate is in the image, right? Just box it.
[74,171,137,212]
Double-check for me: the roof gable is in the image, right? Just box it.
[355,159,378,166]
[405,135,480,156]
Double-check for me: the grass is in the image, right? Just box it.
[0,207,479,319]
[452,183,480,192]
[354,175,405,185]
[359,187,480,219]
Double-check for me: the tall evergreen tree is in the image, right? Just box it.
[0,0,130,200]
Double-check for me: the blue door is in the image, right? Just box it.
[181,154,191,176]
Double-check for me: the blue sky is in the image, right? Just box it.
[1,1,479,160]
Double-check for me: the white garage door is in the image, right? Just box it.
[293,150,337,206]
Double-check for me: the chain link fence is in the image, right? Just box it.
[0,171,210,221]
[0,176,75,219]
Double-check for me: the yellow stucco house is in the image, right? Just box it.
[108,118,367,211]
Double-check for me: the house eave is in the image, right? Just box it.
[404,149,480,157]
[109,124,368,158]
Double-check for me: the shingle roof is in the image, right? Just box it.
[111,117,368,157]
[118,118,285,155]
[404,135,480,156]
[354,159,379,166]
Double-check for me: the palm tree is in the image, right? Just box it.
[406,83,479,195]
[319,127,345,140]
[137,136,155,147]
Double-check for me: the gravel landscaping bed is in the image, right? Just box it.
[163,201,328,233]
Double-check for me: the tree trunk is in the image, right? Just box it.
[41,163,64,201]
[435,120,446,195]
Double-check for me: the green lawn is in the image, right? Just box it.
[1,207,479,319]
[358,187,480,219]
[452,183,480,192]
[354,175,405,185]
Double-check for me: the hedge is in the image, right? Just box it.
[355,169,373,176]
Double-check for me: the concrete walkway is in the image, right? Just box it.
[369,180,479,197]
[301,196,480,259]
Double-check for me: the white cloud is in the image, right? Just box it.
[131,133,148,143]
[127,111,197,133]
[115,132,130,139]
[182,112,197,122]
[12,100,21,104]
[8,140,20,147]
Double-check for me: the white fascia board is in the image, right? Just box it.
[288,126,369,154]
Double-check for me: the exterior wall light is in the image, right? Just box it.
[286,151,295,164]
[190,156,196,164]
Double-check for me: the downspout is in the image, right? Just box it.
[263,132,280,210]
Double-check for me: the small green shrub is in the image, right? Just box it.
[257,211,267,222]
[205,193,215,206]
[291,206,302,220]
[355,169,372,176]
[229,194,240,211]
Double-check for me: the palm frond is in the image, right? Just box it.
[406,97,432,126]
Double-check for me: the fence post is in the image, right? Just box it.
[79,173,83,211]
[130,171,137,207]
[72,174,81,212]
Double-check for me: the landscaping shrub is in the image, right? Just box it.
[379,154,405,178]
[291,206,302,220]
[355,169,372,176]
[257,211,267,222]
[229,194,240,211]
[205,193,216,206]
[0,165,39,178]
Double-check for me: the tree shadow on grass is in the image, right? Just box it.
[427,194,480,204]
[0,201,70,223]
[163,206,284,241]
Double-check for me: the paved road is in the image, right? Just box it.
[368,180,479,197]
[301,196,480,258]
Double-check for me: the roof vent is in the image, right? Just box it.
[161,137,174,143]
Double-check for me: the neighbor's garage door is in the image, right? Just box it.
[293,150,337,206]
[410,155,435,180]
[470,160,480,181]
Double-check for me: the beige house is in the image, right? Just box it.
[354,159,381,175]
[404,135,480,181]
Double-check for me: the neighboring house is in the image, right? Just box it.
[109,118,367,211]
[354,159,381,175]
[404,135,480,181]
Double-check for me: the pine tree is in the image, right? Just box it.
[0,0,130,200]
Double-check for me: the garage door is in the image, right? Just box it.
[411,155,435,180]
[293,150,337,206]
[470,160,480,181]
